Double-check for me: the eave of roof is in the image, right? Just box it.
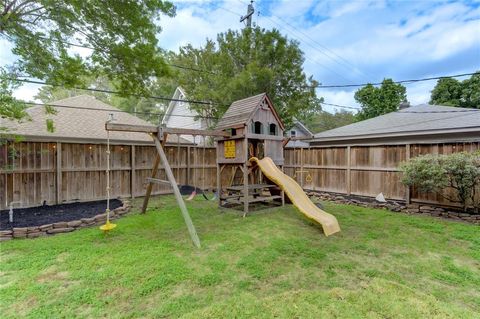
[216,93,285,130]
[311,104,480,142]
[162,86,193,125]
[309,126,480,143]
[293,119,312,136]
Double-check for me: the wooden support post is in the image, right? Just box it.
[243,162,248,217]
[56,142,62,204]
[153,138,201,248]
[243,138,249,217]
[141,153,160,214]
[346,145,351,195]
[131,145,136,198]
[216,163,221,208]
[281,165,285,207]
[405,144,411,204]
[141,133,168,214]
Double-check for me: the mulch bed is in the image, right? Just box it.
[0,199,122,230]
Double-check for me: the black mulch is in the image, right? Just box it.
[0,199,122,230]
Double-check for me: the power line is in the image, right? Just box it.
[9,77,227,107]
[257,13,354,84]
[321,102,360,110]
[321,102,480,113]
[264,13,373,82]
[22,101,219,119]
[311,72,478,89]
[219,5,353,83]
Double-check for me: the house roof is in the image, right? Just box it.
[1,95,191,145]
[292,119,313,137]
[311,104,480,143]
[216,93,284,130]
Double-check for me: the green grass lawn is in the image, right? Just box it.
[1,196,479,318]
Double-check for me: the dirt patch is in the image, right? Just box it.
[0,199,122,230]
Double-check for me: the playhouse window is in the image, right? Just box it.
[290,130,296,137]
[269,123,277,136]
[253,121,263,134]
[226,128,237,136]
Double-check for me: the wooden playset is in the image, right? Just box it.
[105,93,340,247]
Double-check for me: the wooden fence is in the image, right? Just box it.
[1,141,478,210]
[284,142,480,207]
[0,142,216,210]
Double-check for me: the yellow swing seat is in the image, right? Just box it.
[100,220,117,232]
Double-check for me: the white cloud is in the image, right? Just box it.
[158,1,246,52]
[319,89,360,113]
[12,83,40,102]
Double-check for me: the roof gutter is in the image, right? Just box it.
[309,126,480,143]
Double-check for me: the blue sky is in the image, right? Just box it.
[2,0,479,113]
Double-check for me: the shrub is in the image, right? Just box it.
[401,151,480,212]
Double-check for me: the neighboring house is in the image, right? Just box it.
[161,87,212,145]
[285,119,313,148]
[1,95,191,145]
[309,104,480,146]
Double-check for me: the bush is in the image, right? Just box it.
[401,151,480,211]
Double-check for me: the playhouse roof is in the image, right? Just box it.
[1,95,191,145]
[216,93,284,130]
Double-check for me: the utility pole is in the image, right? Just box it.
[240,0,255,28]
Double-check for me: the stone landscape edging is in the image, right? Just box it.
[307,191,480,225]
[0,200,132,241]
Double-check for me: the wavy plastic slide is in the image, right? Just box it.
[250,157,341,236]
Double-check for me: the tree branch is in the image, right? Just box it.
[434,190,460,204]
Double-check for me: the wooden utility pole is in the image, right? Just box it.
[240,1,255,28]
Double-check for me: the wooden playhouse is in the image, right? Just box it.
[215,93,286,215]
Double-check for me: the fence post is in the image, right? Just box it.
[186,145,190,184]
[131,145,136,198]
[346,145,351,195]
[300,147,304,188]
[56,142,62,204]
[405,144,411,204]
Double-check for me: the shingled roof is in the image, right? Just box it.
[216,93,284,130]
[1,95,191,145]
[310,104,480,144]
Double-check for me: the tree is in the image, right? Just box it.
[430,72,480,108]
[354,79,407,121]
[301,109,355,133]
[0,71,27,122]
[172,27,322,128]
[35,77,112,103]
[0,0,176,121]
[401,152,480,212]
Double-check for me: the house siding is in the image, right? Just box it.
[286,123,311,148]
[162,88,208,144]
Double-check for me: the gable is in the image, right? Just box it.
[216,93,284,130]
[162,87,198,125]
[247,95,285,131]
